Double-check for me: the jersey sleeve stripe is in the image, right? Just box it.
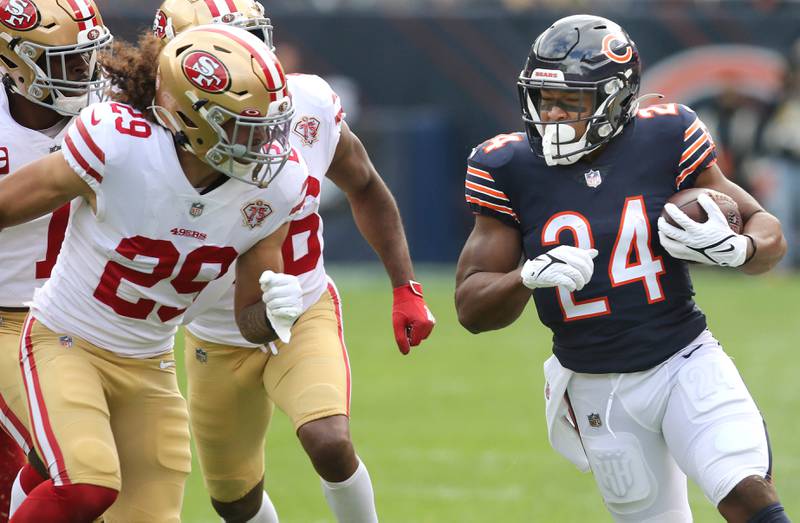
[466,166,494,182]
[684,118,702,140]
[675,146,714,188]
[76,117,105,164]
[64,134,103,183]
[465,180,510,201]
[465,195,518,221]
[680,131,711,164]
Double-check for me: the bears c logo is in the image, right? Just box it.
[182,51,231,93]
[152,9,168,39]
[601,33,633,64]
[0,0,40,31]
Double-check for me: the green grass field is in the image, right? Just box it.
[177,267,800,522]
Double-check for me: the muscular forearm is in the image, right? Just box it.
[740,211,787,275]
[455,269,532,333]
[347,177,414,287]
[236,302,279,344]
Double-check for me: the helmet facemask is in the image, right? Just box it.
[518,72,636,166]
[4,27,113,115]
[204,96,294,187]
[154,91,294,188]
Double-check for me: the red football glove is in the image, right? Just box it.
[392,280,435,355]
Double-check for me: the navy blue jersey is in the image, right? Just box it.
[465,104,717,373]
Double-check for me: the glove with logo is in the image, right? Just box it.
[392,281,436,355]
[259,270,303,344]
[521,245,599,292]
[657,193,749,267]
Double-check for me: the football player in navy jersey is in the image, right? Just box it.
[455,15,789,523]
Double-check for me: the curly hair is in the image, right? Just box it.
[100,32,162,122]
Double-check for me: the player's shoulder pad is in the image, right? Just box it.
[62,101,146,187]
[287,74,338,110]
[468,132,527,170]
[272,146,309,209]
[635,102,699,129]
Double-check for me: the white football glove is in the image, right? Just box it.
[521,245,599,292]
[259,271,303,344]
[657,193,749,267]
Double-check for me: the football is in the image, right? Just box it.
[661,188,742,234]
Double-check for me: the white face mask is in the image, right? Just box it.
[540,123,588,166]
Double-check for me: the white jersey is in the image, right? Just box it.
[31,102,307,358]
[0,88,72,307]
[187,74,343,347]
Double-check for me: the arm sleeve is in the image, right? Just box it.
[464,154,519,227]
[674,104,718,190]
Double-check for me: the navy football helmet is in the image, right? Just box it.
[518,15,644,165]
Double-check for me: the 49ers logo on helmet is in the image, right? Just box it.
[0,0,40,31]
[152,9,168,39]
[182,51,231,93]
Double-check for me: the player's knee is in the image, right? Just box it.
[298,416,355,479]
[211,480,264,523]
[718,475,782,522]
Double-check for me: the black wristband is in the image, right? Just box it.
[743,234,757,264]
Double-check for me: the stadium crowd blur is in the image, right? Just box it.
[101,0,800,268]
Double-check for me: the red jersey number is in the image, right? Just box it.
[110,103,152,139]
[93,237,237,321]
[34,203,71,279]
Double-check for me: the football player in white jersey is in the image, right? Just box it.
[0,0,112,519]
[153,2,436,522]
[0,25,308,522]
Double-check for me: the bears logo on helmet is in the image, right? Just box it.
[182,51,231,93]
[601,33,633,64]
[0,0,40,31]
[152,9,168,39]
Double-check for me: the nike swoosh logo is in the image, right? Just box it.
[682,344,703,359]
[159,360,176,369]
[90,109,100,126]
[716,245,735,253]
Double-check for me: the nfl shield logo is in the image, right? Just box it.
[584,169,602,188]
[588,413,602,428]
[190,202,204,217]
[59,335,73,348]
[195,347,208,363]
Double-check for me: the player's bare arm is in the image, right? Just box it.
[455,215,531,333]
[234,222,290,344]
[327,120,434,354]
[694,164,787,274]
[325,121,414,287]
[0,152,94,230]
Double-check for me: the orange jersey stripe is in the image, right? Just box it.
[684,118,702,140]
[675,146,714,188]
[466,166,494,182]
[680,132,710,164]
[465,180,509,201]
[465,195,518,220]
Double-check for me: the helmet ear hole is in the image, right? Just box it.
[1,55,18,69]
[177,111,198,129]
[174,44,192,57]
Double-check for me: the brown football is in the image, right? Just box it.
[661,188,742,234]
